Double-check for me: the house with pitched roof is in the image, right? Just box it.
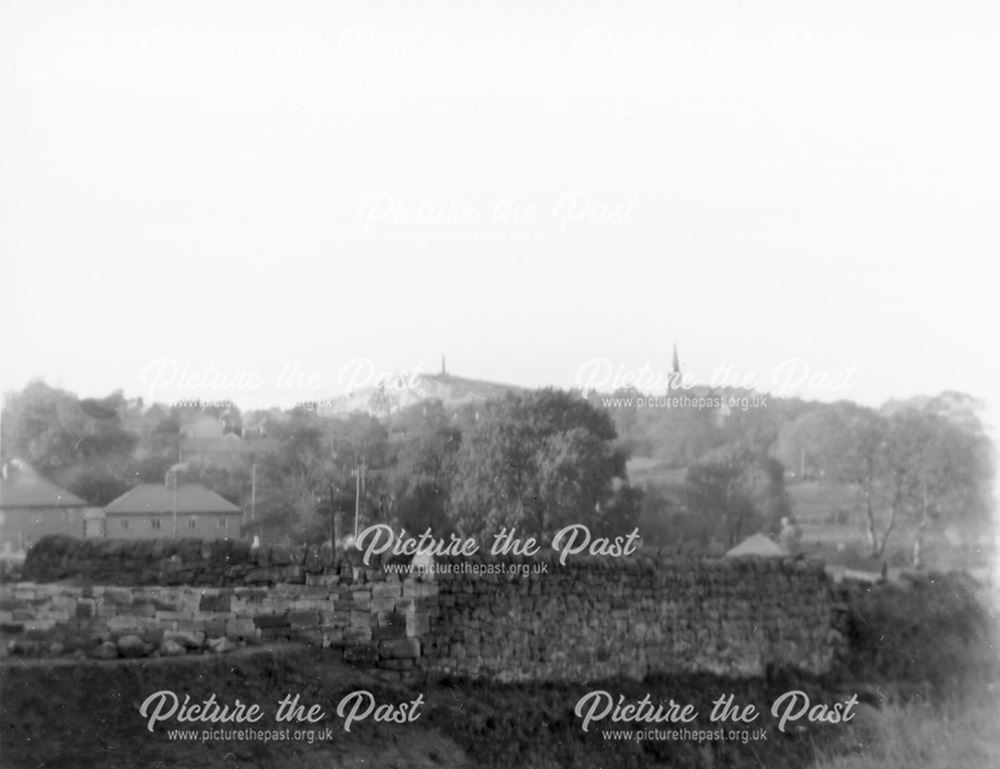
[103,481,243,540]
[0,460,95,554]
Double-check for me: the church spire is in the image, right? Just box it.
[670,342,681,391]
[441,355,447,376]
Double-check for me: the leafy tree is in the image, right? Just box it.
[1,381,137,503]
[646,399,722,467]
[782,402,994,563]
[2,381,91,471]
[328,412,392,533]
[254,409,335,542]
[449,389,639,539]
[772,404,857,481]
[886,411,992,567]
[389,400,461,534]
[819,406,898,558]
[682,443,789,549]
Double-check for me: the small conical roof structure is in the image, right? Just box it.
[725,533,788,557]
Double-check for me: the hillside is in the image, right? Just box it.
[320,370,524,416]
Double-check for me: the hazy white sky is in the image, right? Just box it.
[2,1,998,413]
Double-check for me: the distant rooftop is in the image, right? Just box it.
[0,461,88,509]
[180,435,281,455]
[105,483,241,515]
[725,533,788,558]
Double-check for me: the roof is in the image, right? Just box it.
[104,483,241,515]
[725,533,788,557]
[179,436,281,455]
[0,463,88,509]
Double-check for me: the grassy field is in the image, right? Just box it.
[3,565,997,767]
[4,646,995,769]
[787,482,994,575]
[0,647,872,769]
[626,456,687,488]
[813,693,1000,769]
[0,647,468,769]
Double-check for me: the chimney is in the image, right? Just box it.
[165,461,189,489]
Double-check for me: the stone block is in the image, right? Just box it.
[349,610,370,628]
[286,610,319,629]
[177,619,206,633]
[245,569,272,584]
[372,623,406,641]
[343,644,378,665]
[225,618,257,639]
[92,641,118,660]
[208,636,237,654]
[116,634,149,658]
[164,630,205,649]
[371,583,401,600]
[370,597,397,613]
[204,619,226,638]
[160,638,186,656]
[253,614,288,629]
[305,573,340,587]
[406,614,430,637]
[343,626,372,644]
[378,657,415,670]
[293,629,324,647]
[199,593,231,613]
[379,637,419,659]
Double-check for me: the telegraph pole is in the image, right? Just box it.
[172,475,178,539]
[250,458,257,523]
[330,483,337,548]
[351,457,367,539]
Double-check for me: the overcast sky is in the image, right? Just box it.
[2,1,998,417]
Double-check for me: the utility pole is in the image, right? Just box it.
[330,483,337,548]
[250,458,257,523]
[351,456,367,539]
[167,461,189,540]
[169,470,178,539]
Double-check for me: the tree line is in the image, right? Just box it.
[600,387,993,564]
[0,382,642,545]
[2,380,993,565]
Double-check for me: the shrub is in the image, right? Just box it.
[836,573,999,697]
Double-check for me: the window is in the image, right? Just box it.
[188,517,197,529]
[151,518,161,530]
[121,519,129,530]
[218,517,228,529]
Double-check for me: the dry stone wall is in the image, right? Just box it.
[5,537,842,681]
[0,578,433,680]
[420,554,837,681]
[21,536,342,587]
